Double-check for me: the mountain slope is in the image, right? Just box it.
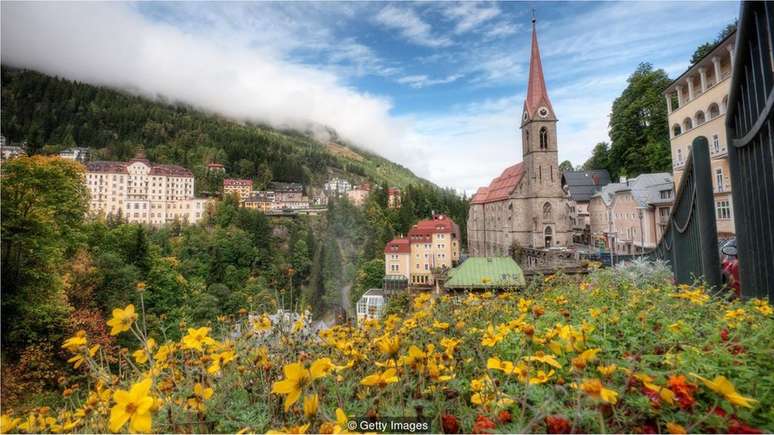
[0,66,430,190]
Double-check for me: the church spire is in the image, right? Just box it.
[524,14,554,118]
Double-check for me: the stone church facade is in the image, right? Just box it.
[468,19,571,256]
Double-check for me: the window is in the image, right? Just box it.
[677,149,683,164]
[543,202,552,221]
[683,117,693,131]
[716,200,731,219]
[715,168,724,191]
[708,103,720,119]
[712,134,720,153]
[660,190,672,200]
[695,110,706,125]
[539,127,548,149]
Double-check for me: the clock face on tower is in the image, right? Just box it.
[538,106,549,118]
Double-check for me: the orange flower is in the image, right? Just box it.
[667,375,697,409]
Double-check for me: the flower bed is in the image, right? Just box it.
[2,263,773,434]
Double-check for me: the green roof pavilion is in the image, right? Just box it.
[444,257,526,290]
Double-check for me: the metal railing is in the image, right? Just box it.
[651,136,721,288]
[725,1,774,301]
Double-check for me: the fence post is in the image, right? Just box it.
[691,136,721,290]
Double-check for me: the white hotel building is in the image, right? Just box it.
[85,154,209,225]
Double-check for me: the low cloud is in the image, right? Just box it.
[1,2,422,173]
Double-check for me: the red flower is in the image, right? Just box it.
[441,414,460,434]
[472,415,496,434]
[667,375,697,410]
[720,329,730,341]
[728,419,763,434]
[497,410,512,424]
[641,386,662,409]
[545,415,571,434]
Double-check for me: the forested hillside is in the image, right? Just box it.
[0,66,426,190]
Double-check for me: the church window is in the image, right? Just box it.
[543,202,552,221]
[525,131,529,151]
[539,127,548,149]
[539,165,542,182]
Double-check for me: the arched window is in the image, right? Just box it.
[683,117,693,131]
[539,127,548,149]
[721,95,729,113]
[672,124,682,137]
[695,110,706,125]
[544,226,553,247]
[708,103,720,119]
[543,202,552,221]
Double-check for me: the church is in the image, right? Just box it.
[467,18,571,256]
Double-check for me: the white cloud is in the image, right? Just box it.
[0,2,420,170]
[374,5,452,48]
[396,73,463,89]
[441,2,501,34]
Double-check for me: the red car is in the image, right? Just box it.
[720,239,740,297]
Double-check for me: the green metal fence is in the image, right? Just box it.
[651,137,721,288]
[725,1,774,301]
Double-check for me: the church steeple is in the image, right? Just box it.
[523,15,554,122]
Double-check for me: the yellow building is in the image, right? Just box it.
[384,214,461,287]
[223,179,253,201]
[664,30,736,237]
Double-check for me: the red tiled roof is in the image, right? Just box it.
[407,214,458,243]
[387,188,401,195]
[224,179,253,187]
[87,161,129,174]
[524,20,554,118]
[207,163,224,168]
[87,159,192,177]
[470,163,524,204]
[384,238,410,254]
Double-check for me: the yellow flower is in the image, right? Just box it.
[68,344,100,369]
[524,353,562,369]
[597,364,617,377]
[669,321,686,333]
[1,415,21,434]
[207,350,236,374]
[154,343,175,362]
[187,383,214,412]
[360,368,399,387]
[481,325,504,347]
[691,374,757,408]
[109,378,155,433]
[376,334,400,358]
[752,298,772,315]
[666,422,687,434]
[272,363,310,411]
[181,327,217,352]
[62,330,88,353]
[272,359,330,411]
[580,378,618,404]
[529,369,555,384]
[432,320,450,330]
[267,423,310,434]
[303,394,318,419]
[253,314,272,332]
[132,338,156,364]
[107,304,138,336]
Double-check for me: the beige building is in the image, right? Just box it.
[664,30,736,237]
[588,173,673,254]
[85,154,209,225]
[468,19,571,255]
[561,170,611,244]
[223,179,253,200]
[384,214,461,287]
[387,188,401,209]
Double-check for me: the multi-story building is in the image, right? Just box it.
[223,179,253,200]
[59,147,91,163]
[384,214,461,287]
[347,183,371,206]
[663,30,736,237]
[387,188,402,209]
[468,18,571,255]
[561,170,611,245]
[206,163,225,174]
[85,153,209,225]
[588,173,673,254]
[324,177,352,197]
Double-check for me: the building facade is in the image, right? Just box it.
[664,30,736,237]
[347,183,371,206]
[561,170,611,244]
[223,179,253,200]
[324,177,352,197]
[59,147,91,163]
[384,214,461,287]
[468,19,571,256]
[85,154,209,225]
[387,188,401,209]
[588,173,673,254]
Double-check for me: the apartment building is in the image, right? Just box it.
[223,179,253,200]
[59,147,91,163]
[664,30,736,237]
[347,182,371,206]
[384,214,461,287]
[324,177,352,197]
[387,188,401,209]
[561,170,611,244]
[85,154,209,225]
[588,173,673,254]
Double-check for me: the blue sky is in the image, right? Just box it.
[2,1,739,192]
